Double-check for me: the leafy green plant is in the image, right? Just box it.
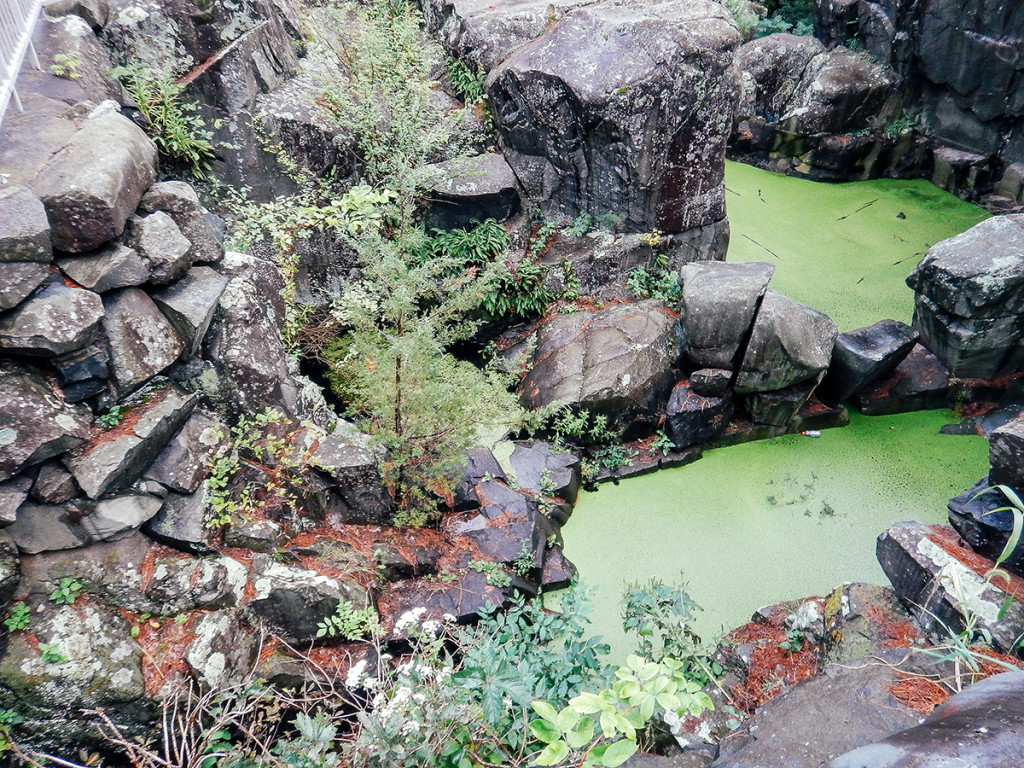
[49,577,83,605]
[626,258,680,304]
[38,643,68,665]
[469,559,513,588]
[446,56,485,103]
[0,708,23,757]
[529,654,713,767]
[109,63,216,176]
[3,602,30,633]
[638,229,664,248]
[753,0,815,37]
[316,599,381,640]
[482,262,553,320]
[779,629,804,654]
[563,213,594,238]
[416,219,509,266]
[651,430,675,457]
[885,112,917,137]
[591,445,635,474]
[528,220,559,259]
[96,405,127,430]
[512,542,538,576]
[973,483,1024,619]
[49,53,81,79]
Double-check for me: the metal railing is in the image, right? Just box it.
[0,0,44,131]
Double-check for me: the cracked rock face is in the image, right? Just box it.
[0,363,92,482]
[0,281,104,358]
[486,0,740,233]
[519,299,685,433]
[102,287,185,395]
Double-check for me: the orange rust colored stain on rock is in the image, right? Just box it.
[861,603,923,649]
[926,525,1024,603]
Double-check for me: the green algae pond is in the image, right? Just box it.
[558,163,992,659]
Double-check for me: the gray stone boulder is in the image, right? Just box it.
[31,462,79,504]
[906,215,1024,379]
[948,477,1024,579]
[184,611,259,690]
[139,181,224,265]
[122,212,193,286]
[143,410,220,494]
[423,153,521,231]
[143,487,214,554]
[831,671,1024,768]
[307,425,392,525]
[989,415,1024,493]
[486,0,740,233]
[0,476,32,528]
[244,556,375,645]
[712,651,929,768]
[56,243,149,293]
[0,263,50,311]
[36,15,124,105]
[0,363,92,482]
[31,110,157,252]
[666,380,733,447]
[508,440,581,504]
[736,34,827,124]
[690,367,731,397]
[144,553,247,613]
[454,447,508,511]
[102,287,185,395]
[44,0,111,32]
[0,280,104,357]
[421,0,600,72]
[151,266,230,357]
[65,381,198,498]
[745,377,819,427]
[51,340,111,403]
[817,319,920,405]
[736,291,838,394]
[0,185,52,263]
[7,493,164,553]
[853,343,951,416]
[447,479,549,588]
[877,521,1024,653]
[520,300,685,434]
[680,261,774,370]
[777,46,895,136]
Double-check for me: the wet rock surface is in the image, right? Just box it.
[486,0,740,232]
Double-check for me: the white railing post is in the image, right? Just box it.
[0,0,46,132]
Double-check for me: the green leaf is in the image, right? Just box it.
[532,700,559,723]
[530,719,561,744]
[535,740,571,766]
[566,716,595,750]
[556,706,581,734]
[599,739,638,768]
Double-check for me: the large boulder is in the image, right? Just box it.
[877,521,1024,653]
[736,34,827,125]
[421,0,600,72]
[7,493,164,554]
[102,287,186,396]
[713,651,928,768]
[852,343,951,415]
[52,340,111,403]
[31,109,157,253]
[122,212,193,286]
[0,281,104,357]
[423,153,521,230]
[486,0,740,233]
[0,185,52,263]
[906,215,1024,379]
[817,319,920,405]
[736,291,838,394]
[519,300,685,434]
[139,181,224,265]
[665,380,733,448]
[143,410,220,494]
[0,363,92,482]
[831,671,1024,768]
[64,381,198,498]
[680,260,774,370]
[508,440,581,504]
[989,415,1024,493]
[151,266,230,357]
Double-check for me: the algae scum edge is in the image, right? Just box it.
[559,164,991,659]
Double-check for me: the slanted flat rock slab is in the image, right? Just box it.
[0,263,50,311]
[64,382,198,498]
[0,281,104,357]
[57,242,149,293]
[818,319,919,405]
[102,287,185,395]
[151,266,229,357]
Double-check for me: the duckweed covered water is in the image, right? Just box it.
[724,162,989,331]
[562,411,988,659]
[560,166,992,659]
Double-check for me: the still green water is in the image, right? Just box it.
[559,163,991,660]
